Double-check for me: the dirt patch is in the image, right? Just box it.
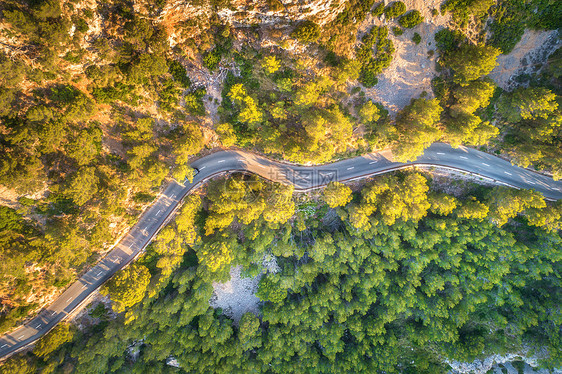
[210,265,262,324]
[488,29,561,90]
[360,0,450,114]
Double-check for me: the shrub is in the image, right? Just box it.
[267,0,283,12]
[203,48,222,71]
[384,1,406,18]
[399,10,424,28]
[392,27,403,36]
[262,55,280,74]
[412,32,422,45]
[291,20,321,44]
[357,26,394,88]
[74,18,89,33]
[169,60,191,88]
[372,2,384,16]
[434,28,464,52]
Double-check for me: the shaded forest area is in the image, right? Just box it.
[3,171,562,373]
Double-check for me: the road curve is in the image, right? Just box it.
[1,143,561,359]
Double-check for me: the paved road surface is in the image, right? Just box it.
[1,143,561,359]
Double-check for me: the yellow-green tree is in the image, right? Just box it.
[198,240,233,272]
[228,84,263,127]
[486,187,546,226]
[394,98,443,162]
[442,44,500,85]
[323,182,352,208]
[173,164,195,184]
[262,56,280,74]
[33,323,74,358]
[497,87,558,123]
[102,263,151,313]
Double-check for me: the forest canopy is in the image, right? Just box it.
[4,171,561,373]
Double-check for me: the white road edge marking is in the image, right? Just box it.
[199,166,206,170]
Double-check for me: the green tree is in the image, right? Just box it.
[428,192,458,215]
[66,167,99,206]
[1,355,36,374]
[257,275,287,303]
[450,78,496,116]
[323,182,352,208]
[442,44,500,84]
[497,87,558,123]
[67,126,103,165]
[384,1,406,18]
[358,100,381,123]
[486,187,546,226]
[228,84,263,127]
[239,312,262,350]
[198,239,233,272]
[291,20,321,44]
[399,10,424,28]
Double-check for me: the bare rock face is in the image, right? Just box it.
[161,0,345,41]
[445,353,545,374]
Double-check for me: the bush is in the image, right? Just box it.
[184,88,206,116]
[291,20,321,44]
[412,32,422,44]
[357,26,394,88]
[434,28,465,52]
[384,1,406,18]
[392,27,403,36]
[169,60,191,88]
[372,2,384,16]
[399,10,424,28]
[267,0,284,12]
[203,48,222,71]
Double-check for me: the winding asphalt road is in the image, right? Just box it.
[1,143,561,359]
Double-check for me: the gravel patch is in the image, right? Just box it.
[210,255,280,324]
[210,265,262,324]
[359,0,451,114]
